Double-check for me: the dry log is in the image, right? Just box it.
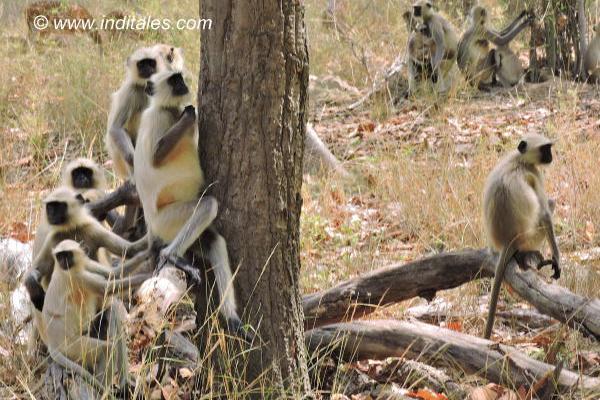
[305,123,349,177]
[302,249,600,339]
[306,320,600,393]
[482,256,600,340]
[303,249,494,329]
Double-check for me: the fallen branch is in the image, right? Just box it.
[303,249,494,329]
[306,320,600,393]
[305,124,349,177]
[302,249,600,339]
[482,255,600,340]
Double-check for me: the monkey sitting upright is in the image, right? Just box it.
[403,10,436,95]
[134,69,247,338]
[458,6,534,90]
[106,45,184,236]
[482,134,560,339]
[42,240,151,391]
[411,0,459,94]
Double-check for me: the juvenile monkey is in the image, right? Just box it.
[42,240,150,390]
[584,23,600,83]
[482,134,560,339]
[135,70,245,335]
[411,0,459,94]
[403,10,436,94]
[458,6,533,89]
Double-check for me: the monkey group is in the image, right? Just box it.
[23,43,247,394]
[404,2,600,95]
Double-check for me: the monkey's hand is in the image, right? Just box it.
[551,254,560,279]
[182,105,196,120]
[431,69,439,83]
[526,10,536,24]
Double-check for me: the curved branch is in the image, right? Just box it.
[303,249,600,339]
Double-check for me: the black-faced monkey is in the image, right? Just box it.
[482,134,560,339]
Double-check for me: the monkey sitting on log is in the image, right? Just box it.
[482,134,560,339]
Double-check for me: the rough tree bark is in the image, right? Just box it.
[198,0,311,396]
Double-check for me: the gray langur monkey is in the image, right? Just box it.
[584,23,600,83]
[134,69,246,336]
[403,10,436,95]
[458,6,534,90]
[482,134,560,339]
[411,0,459,94]
[106,46,184,179]
[25,187,148,306]
[106,45,184,235]
[42,240,151,391]
[24,188,149,353]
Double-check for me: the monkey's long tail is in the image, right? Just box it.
[49,349,104,391]
[484,243,517,339]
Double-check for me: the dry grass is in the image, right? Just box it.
[0,0,599,398]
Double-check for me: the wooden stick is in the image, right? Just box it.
[306,320,600,392]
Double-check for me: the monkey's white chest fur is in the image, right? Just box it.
[135,106,204,242]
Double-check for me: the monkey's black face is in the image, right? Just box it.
[55,250,75,270]
[71,167,94,189]
[539,144,553,164]
[413,6,422,17]
[137,58,157,79]
[46,201,68,225]
[167,73,189,96]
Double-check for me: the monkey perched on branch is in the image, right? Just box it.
[482,134,560,339]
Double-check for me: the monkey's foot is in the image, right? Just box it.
[226,317,255,343]
[157,251,202,286]
[514,250,543,269]
[537,258,561,280]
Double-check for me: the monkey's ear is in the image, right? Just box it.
[518,140,528,154]
[145,81,155,96]
[76,194,86,204]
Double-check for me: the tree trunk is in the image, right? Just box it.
[198,0,311,396]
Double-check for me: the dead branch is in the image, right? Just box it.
[302,249,600,339]
[305,123,349,177]
[303,249,494,329]
[306,320,600,393]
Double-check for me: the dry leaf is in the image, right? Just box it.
[8,222,29,243]
[162,384,179,400]
[178,367,194,379]
[407,388,448,400]
[446,320,462,332]
[469,384,505,400]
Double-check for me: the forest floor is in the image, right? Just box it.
[0,0,599,399]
